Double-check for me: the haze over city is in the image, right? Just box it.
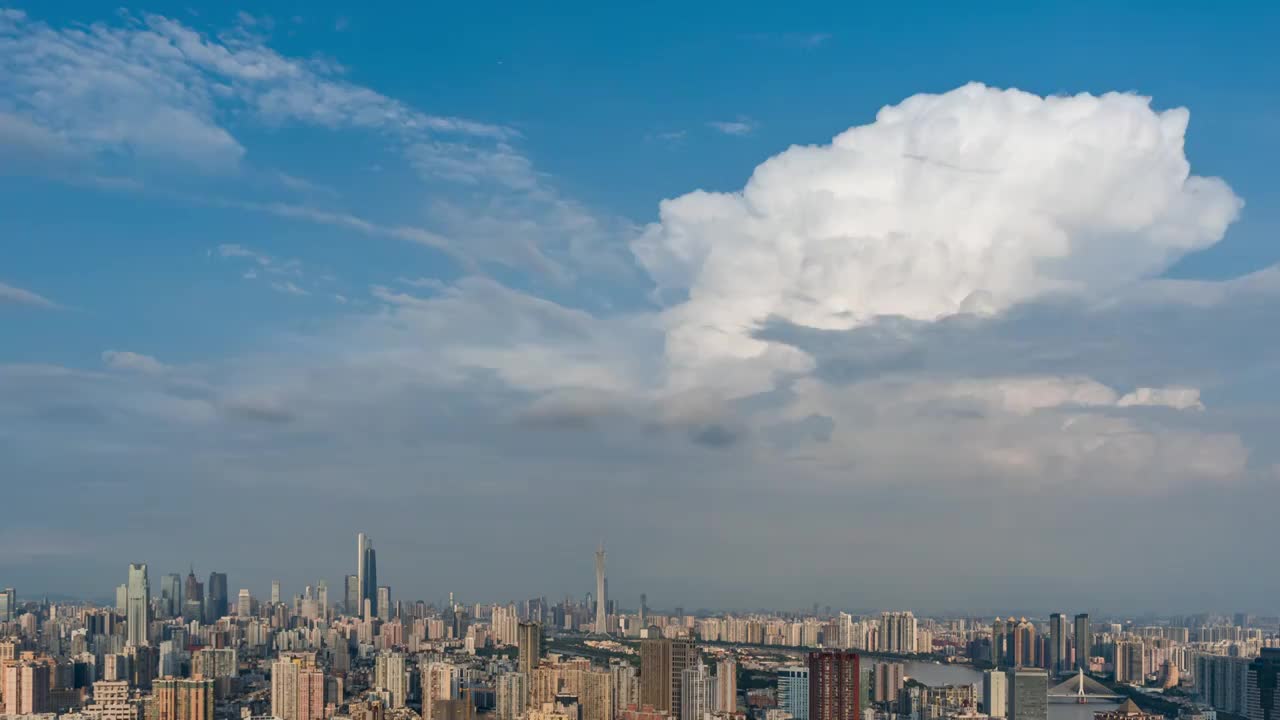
[3,1,1280,616]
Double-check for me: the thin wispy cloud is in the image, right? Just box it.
[741,32,833,49]
[0,280,57,308]
[707,118,757,136]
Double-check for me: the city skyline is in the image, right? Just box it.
[2,543,1276,619]
[3,3,1280,613]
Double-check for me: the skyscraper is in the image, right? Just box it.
[0,587,15,622]
[160,574,182,618]
[272,660,299,720]
[778,666,810,720]
[1246,648,1279,720]
[1006,669,1047,720]
[206,572,227,623]
[4,661,51,715]
[126,563,150,647]
[183,570,204,621]
[681,663,716,720]
[641,638,696,714]
[359,537,378,618]
[357,533,376,617]
[992,618,1008,666]
[271,581,281,605]
[1073,614,1091,671]
[1048,614,1068,676]
[375,652,408,708]
[873,663,903,705]
[345,575,359,616]
[377,586,391,622]
[983,669,1008,719]
[518,621,543,674]
[877,612,917,654]
[716,657,737,713]
[497,672,529,720]
[237,589,252,618]
[807,650,860,720]
[595,542,608,635]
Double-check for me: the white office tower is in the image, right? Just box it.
[681,663,717,720]
[983,669,1008,719]
[125,564,150,647]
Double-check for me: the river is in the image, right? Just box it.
[903,661,1119,720]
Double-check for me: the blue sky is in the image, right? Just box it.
[2,2,1279,613]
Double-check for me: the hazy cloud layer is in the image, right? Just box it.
[1,11,1276,612]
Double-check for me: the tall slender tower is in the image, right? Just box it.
[364,544,378,618]
[357,532,368,613]
[594,542,607,635]
[126,563,150,647]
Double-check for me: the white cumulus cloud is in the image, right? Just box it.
[635,83,1244,394]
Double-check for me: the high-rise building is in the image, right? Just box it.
[345,575,359,616]
[873,663,903,705]
[1246,648,1279,720]
[1073,615,1091,671]
[4,661,51,715]
[153,678,214,720]
[364,543,378,618]
[1011,619,1036,668]
[0,587,14,621]
[992,618,1008,666]
[317,580,328,613]
[1198,654,1253,716]
[271,581,281,605]
[716,657,737,713]
[1114,641,1146,684]
[680,663,716,720]
[1005,669,1047,720]
[1048,614,1068,677]
[237,589,252,618]
[519,622,543,674]
[375,652,408,708]
[126,563,150,647]
[983,669,1008,719]
[298,669,325,720]
[160,574,183,618]
[117,584,128,613]
[422,662,461,720]
[377,586,391,622]
[357,533,378,618]
[877,612,917,654]
[807,650,860,720]
[273,660,300,720]
[778,666,810,720]
[640,638,696,714]
[159,640,180,677]
[206,572,228,623]
[183,570,204,621]
[497,672,529,720]
[357,533,368,612]
[595,543,608,635]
